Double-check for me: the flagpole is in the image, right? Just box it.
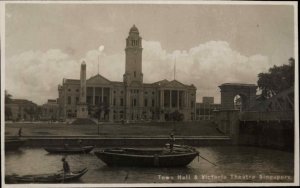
[174,58,176,80]
[98,55,100,75]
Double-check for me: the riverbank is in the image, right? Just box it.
[4,121,223,137]
[5,135,232,147]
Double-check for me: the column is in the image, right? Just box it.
[184,91,187,108]
[169,90,172,109]
[101,87,104,103]
[160,90,164,107]
[109,88,113,122]
[93,87,95,105]
[177,90,179,109]
[110,88,113,106]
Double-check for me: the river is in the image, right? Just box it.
[5,146,294,184]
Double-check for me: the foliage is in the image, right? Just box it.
[5,105,12,120]
[257,57,294,99]
[5,90,13,120]
[5,90,12,104]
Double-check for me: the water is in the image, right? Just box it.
[5,146,294,183]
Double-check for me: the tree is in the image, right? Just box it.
[5,105,12,120]
[257,57,294,99]
[5,90,12,104]
[24,106,36,121]
[5,90,13,120]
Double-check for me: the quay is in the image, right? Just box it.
[5,135,231,147]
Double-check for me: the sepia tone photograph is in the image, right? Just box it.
[1,1,299,187]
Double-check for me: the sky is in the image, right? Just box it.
[4,3,295,105]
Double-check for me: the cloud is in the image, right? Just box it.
[5,40,270,105]
[5,49,80,104]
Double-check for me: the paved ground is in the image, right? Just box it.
[4,121,223,137]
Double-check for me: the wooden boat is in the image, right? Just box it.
[5,168,88,183]
[44,146,94,154]
[5,138,26,151]
[94,145,199,167]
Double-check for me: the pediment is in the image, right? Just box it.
[87,74,111,85]
[163,80,187,89]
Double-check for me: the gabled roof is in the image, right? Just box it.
[153,79,193,89]
[87,74,111,85]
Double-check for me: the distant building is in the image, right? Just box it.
[40,99,59,121]
[5,99,38,121]
[57,25,197,122]
[196,97,221,120]
[202,97,214,104]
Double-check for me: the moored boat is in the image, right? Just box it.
[94,145,199,167]
[5,168,88,183]
[44,146,94,154]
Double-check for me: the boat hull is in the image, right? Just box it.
[5,168,88,183]
[94,146,199,167]
[5,139,26,151]
[44,146,94,154]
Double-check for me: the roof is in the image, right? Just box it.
[153,79,195,90]
[9,99,37,106]
[130,24,139,34]
[64,79,80,84]
[220,83,257,87]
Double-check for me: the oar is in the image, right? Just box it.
[198,154,217,166]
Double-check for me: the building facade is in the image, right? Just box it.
[58,25,197,122]
[196,97,221,120]
[5,99,38,121]
[40,99,60,121]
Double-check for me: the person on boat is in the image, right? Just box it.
[77,139,83,147]
[169,133,175,152]
[18,128,22,137]
[61,157,71,174]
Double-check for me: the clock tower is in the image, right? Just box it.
[123,25,143,85]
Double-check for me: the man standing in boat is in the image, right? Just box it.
[62,157,71,174]
[18,128,22,137]
[169,133,175,152]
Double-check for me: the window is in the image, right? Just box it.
[68,89,71,92]
[113,98,116,105]
[76,97,79,104]
[120,98,124,106]
[191,101,194,108]
[121,90,123,94]
[76,89,79,92]
[134,71,136,77]
[68,96,71,105]
[134,99,137,107]
[152,99,155,107]
[144,99,148,107]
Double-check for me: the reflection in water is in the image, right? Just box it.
[5,146,294,183]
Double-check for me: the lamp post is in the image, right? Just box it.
[97,45,104,136]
